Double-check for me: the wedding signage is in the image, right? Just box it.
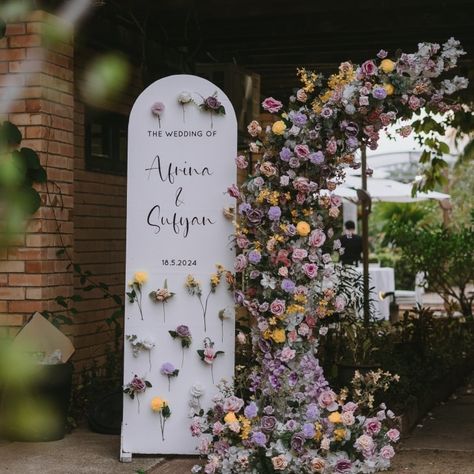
[121,75,237,460]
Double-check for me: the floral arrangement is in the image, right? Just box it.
[160,362,179,391]
[151,101,165,128]
[149,279,175,322]
[126,271,148,320]
[123,374,152,413]
[151,396,171,441]
[185,265,230,331]
[178,91,193,122]
[199,92,226,128]
[197,337,224,384]
[192,39,467,473]
[169,325,192,368]
[126,334,155,371]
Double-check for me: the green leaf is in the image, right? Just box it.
[70,294,83,302]
[55,296,68,308]
[145,381,152,387]
[112,294,122,305]
[438,141,450,154]
[1,121,22,146]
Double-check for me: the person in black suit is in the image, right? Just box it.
[340,220,363,266]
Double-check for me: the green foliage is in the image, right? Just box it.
[0,121,47,244]
[390,224,474,317]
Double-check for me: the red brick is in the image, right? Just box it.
[0,261,25,273]
[25,261,42,273]
[8,300,43,313]
[6,23,26,36]
[9,273,43,286]
[0,274,7,287]
[0,48,26,61]
[9,34,42,48]
[0,314,25,326]
[0,287,25,300]
[26,287,42,299]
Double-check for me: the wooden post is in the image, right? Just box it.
[360,145,371,326]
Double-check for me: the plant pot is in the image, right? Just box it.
[87,386,123,435]
[337,362,380,388]
[0,362,73,442]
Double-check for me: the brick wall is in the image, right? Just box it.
[71,48,143,371]
[0,11,75,339]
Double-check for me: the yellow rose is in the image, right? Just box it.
[224,412,237,424]
[296,221,311,236]
[133,271,148,285]
[334,428,346,441]
[383,83,395,96]
[380,59,395,74]
[328,411,342,424]
[151,396,167,412]
[271,328,286,343]
[272,120,287,135]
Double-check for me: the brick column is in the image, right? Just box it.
[0,11,74,338]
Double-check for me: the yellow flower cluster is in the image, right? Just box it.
[133,271,148,286]
[293,293,307,305]
[239,416,251,440]
[286,304,306,314]
[271,328,286,343]
[151,396,167,412]
[256,189,280,205]
[297,67,318,93]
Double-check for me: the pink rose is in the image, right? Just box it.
[236,234,250,249]
[270,299,286,316]
[380,445,395,460]
[386,428,400,442]
[361,60,378,76]
[227,184,240,199]
[318,390,338,411]
[235,155,248,169]
[292,248,308,261]
[408,95,421,110]
[223,395,244,413]
[247,120,262,137]
[260,161,277,177]
[278,266,288,277]
[326,138,337,155]
[296,89,308,102]
[293,176,311,193]
[212,421,224,435]
[294,144,310,159]
[280,346,296,362]
[298,323,310,336]
[309,229,326,247]
[330,195,342,207]
[364,418,382,435]
[262,97,283,113]
[355,434,375,454]
[343,402,358,413]
[303,263,318,279]
[203,347,216,364]
[234,254,248,272]
[288,330,297,343]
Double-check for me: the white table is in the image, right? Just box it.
[354,265,395,320]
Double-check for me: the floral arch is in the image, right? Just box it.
[191,39,467,474]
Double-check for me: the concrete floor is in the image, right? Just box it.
[1,377,472,474]
[0,429,164,474]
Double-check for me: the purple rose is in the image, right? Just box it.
[238,202,251,215]
[306,403,320,421]
[289,111,308,126]
[286,419,298,431]
[290,432,306,453]
[267,206,282,221]
[335,459,352,473]
[288,372,298,386]
[160,362,176,375]
[261,97,283,113]
[309,151,324,164]
[302,423,315,438]
[372,86,387,100]
[279,147,293,161]
[246,208,264,226]
[321,107,333,119]
[176,325,191,337]
[205,95,221,110]
[251,431,267,447]
[248,250,262,264]
[260,415,277,433]
[244,402,258,419]
[281,278,296,293]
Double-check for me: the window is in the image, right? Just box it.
[85,108,128,175]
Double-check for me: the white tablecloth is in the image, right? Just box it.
[354,266,395,320]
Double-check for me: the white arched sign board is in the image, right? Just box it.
[121,75,236,460]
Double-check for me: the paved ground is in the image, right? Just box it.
[1,376,473,474]
[0,429,163,474]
